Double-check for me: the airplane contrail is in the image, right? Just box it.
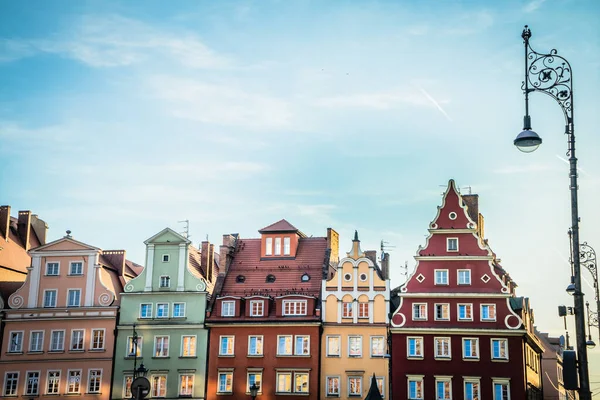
[418,86,452,122]
[555,154,589,176]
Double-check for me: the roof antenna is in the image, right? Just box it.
[461,186,472,195]
[178,220,190,239]
[380,240,395,261]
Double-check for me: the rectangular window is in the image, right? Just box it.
[151,375,167,398]
[140,303,153,319]
[159,276,170,288]
[458,269,471,284]
[179,374,194,396]
[342,301,353,318]
[283,300,307,316]
[221,300,235,317]
[162,254,170,262]
[349,377,362,396]
[413,303,427,320]
[277,372,292,393]
[3,372,18,396]
[156,303,169,318]
[123,375,133,398]
[250,300,264,317]
[47,371,60,395]
[436,378,452,400]
[182,336,197,357]
[219,336,234,356]
[274,237,282,255]
[327,336,340,357]
[25,371,40,395]
[435,270,449,285]
[265,238,273,256]
[371,336,385,357]
[492,339,509,360]
[154,336,169,357]
[70,329,84,351]
[91,329,105,350]
[407,337,423,358]
[349,336,362,357]
[283,237,291,255]
[447,238,458,252]
[481,304,497,321]
[43,290,57,308]
[173,303,186,318]
[127,336,142,357]
[435,303,450,320]
[458,304,473,320]
[50,330,65,352]
[217,372,233,393]
[69,262,83,275]
[435,337,451,359]
[463,338,479,359]
[67,289,81,307]
[493,381,510,400]
[358,302,369,318]
[376,377,385,398]
[277,335,293,355]
[248,335,263,356]
[46,262,59,276]
[67,370,81,394]
[326,376,340,396]
[276,372,309,393]
[464,380,480,400]
[88,370,102,394]
[295,335,310,355]
[8,332,23,353]
[247,372,262,393]
[408,377,424,400]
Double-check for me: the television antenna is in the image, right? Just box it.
[178,220,190,239]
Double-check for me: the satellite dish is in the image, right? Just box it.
[131,377,150,399]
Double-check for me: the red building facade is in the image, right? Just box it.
[205,220,334,400]
[390,180,543,400]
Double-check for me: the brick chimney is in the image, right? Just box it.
[219,234,238,275]
[381,252,390,280]
[30,214,48,245]
[365,250,377,266]
[17,210,32,251]
[462,194,485,239]
[201,241,216,283]
[327,228,339,264]
[0,205,10,241]
[208,243,216,282]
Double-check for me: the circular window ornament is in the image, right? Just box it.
[344,273,352,281]
[449,212,457,220]
[360,273,368,282]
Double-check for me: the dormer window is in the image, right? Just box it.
[162,254,170,262]
[236,275,246,283]
[265,238,273,256]
[284,237,291,255]
[266,275,276,283]
[274,238,281,255]
[301,273,310,282]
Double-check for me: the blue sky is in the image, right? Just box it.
[1,0,600,377]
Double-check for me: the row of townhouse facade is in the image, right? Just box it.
[0,180,569,400]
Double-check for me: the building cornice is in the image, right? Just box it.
[390,327,527,336]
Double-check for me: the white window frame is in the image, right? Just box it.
[126,336,142,357]
[376,376,385,398]
[46,370,61,395]
[45,262,60,276]
[283,236,291,255]
[88,369,102,394]
[457,269,471,285]
[154,335,169,358]
[24,370,40,396]
[8,331,24,353]
[219,336,234,356]
[435,303,450,321]
[434,337,451,359]
[326,335,341,357]
[265,238,273,255]
[492,379,511,400]
[491,338,509,360]
[458,303,473,321]
[50,330,65,352]
[282,300,307,316]
[295,335,310,355]
[370,336,385,357]
[250,300,264,317]
[326,376,340,396]
[342,301,353,318]
[277,335,293,356]
[217,371,233,393]
[140,303,153,319]
[156,303,169,318]
[3,372,19,396]
[447,237,459,252]
[407,375,424,400]
[151,374,167,398]
[275,371,309,394]
[43,289,57,308]
[407,336,424,358]
[435,376,452,400]
[412,303,427,320]
[462,338,479,360]
[464,378,481,400]
[70,329,85,351]
[348,335,362,358]
[67,370,82,394]
[123,375,133,398]
[246,371,263,394]
[435,269,449,285]
[162,254,170,262]
[181,335,197,357]
[274,237,282,255]
[481,304,497,321]
[67,289,81,307]
[28,330,43,353]
[69,261,83,276]
[159,276,170,288]
[91,328,105,350]
[248,335,263,356]
[348,376,362,396]
[221,300,235,317]
[173,302,186,318]
[358,302,369,318]
[179,374,194,396]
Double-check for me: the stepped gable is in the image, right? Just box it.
[220,237,327,297]
[428,179,476,230]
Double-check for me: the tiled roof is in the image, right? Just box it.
[258,219,299,233]
[220,237,328,297]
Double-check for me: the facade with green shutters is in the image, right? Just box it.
[111,228,210,399]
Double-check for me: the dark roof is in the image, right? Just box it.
[365,374,383,400]
[258,219,300,234]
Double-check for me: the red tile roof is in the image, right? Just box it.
[258,219,299,233]
[220,237,328,298]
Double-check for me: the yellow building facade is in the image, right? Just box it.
[321,233,390,399]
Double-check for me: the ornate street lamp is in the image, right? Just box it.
[580,242,600,340]
[249,383,259,400]
[514,25,591,400]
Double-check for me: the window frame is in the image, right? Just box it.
[91,328,105,350]
[481,304,497,321]
[179,373,194,397]
[67,289,81,307]
[342,301,353,318]
[265,238,273,256]
[150,374,168,398]
[434,337,451,359]
[221,300,235,317]
[46,370,61,395]
[435,377,452,400]
[181,335,197,357]
[43,289,58,308]
[249,300,264,317]
[8,331,24,353]
[49,330,65,352]
[412,303,427,321]
[435,303,450,321]
[407,336,424,359]
[88,369,102,394]
[326,376,340,397]
[435,269,449,285]
[462,338,480,360]
[348,376,363,397]
[156,303,169,318]
[326,335,341,357]
[370,336,385,357]
[283,236,291,255]
[492,379,510,400]
[140,303,153,319]
[69,261,83,276]
[274,237,282,255]
[126,336,142,357]
[30,330,47,353]
[159,275,171,288]
[154,335,169,358]
[123,375,133,399]
[358,302,369,318]
[3,371,19,397]
[464,378,481,400]
[282,300,307,316]
[219,336,235,356]
[348,335,362,358]
[457,269,471,285]
[407,375,424,400]
[70,329,85,351]
[45,262,60,276]
[294,335,310,356]
[491,338,509,361]
[447,237,459,252]
[248,335,264,356]
[162,254,170,263]
[246,371,263,394]
[458,303,473,321]
[67,369,82,394]
[217,371,233,393]
[24,370,40,396]
[277,335,293,356]
[173,302,186,318]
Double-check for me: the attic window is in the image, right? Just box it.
[162,254,170,262]
[266,274,276,283]
[301,273,310,282]
[236,275,246,283]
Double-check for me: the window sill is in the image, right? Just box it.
[85,393,102,395]
[462,357,480,361]
[434,357,452,361]
[217,392,233,396]
[49,350,65,354]
[326,355,341,358]
[125,356,142,360]
[89,349,106,352]
[348,355,363,358]
[67,274,84,277]
[218,354,235,357]
[27,351,44,354]
[247,355,264,358]
[275,392,309,396]
[407,356,424,360]
[481,319,497,322]
[70,349,85,353]
[179,356,198,359]
[6,351,23,355]
[64,393,82,396]
[492,358,509,363]
[457,319,473,322]
[152,356,170,359]
[45,275,60,277]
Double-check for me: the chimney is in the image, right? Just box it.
[462,194,485,239]
[327,228,339,264]
[208,244,215,282]
[17,210,32,251]
[219,234,238,274]
[381,252,390,280]
[30,214,48,245]
[201,241,209,280]
[0,205,10,240]
[365,250,377,266]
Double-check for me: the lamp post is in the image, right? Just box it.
[514,25,591,400]
[580,242,600,340]
[249,383,258,400]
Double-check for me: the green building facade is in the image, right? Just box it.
[111,228,209,399]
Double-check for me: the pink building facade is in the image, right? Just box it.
[0,233,140,399]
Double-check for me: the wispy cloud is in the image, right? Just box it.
[523,0,547,13]
[315,88,448,112]
[493,163,554,174]
[443,10,494,36]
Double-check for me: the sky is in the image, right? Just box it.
[1,0,600,383]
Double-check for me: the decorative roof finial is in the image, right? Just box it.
[353,230,359,241]
[65,230,72,238]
